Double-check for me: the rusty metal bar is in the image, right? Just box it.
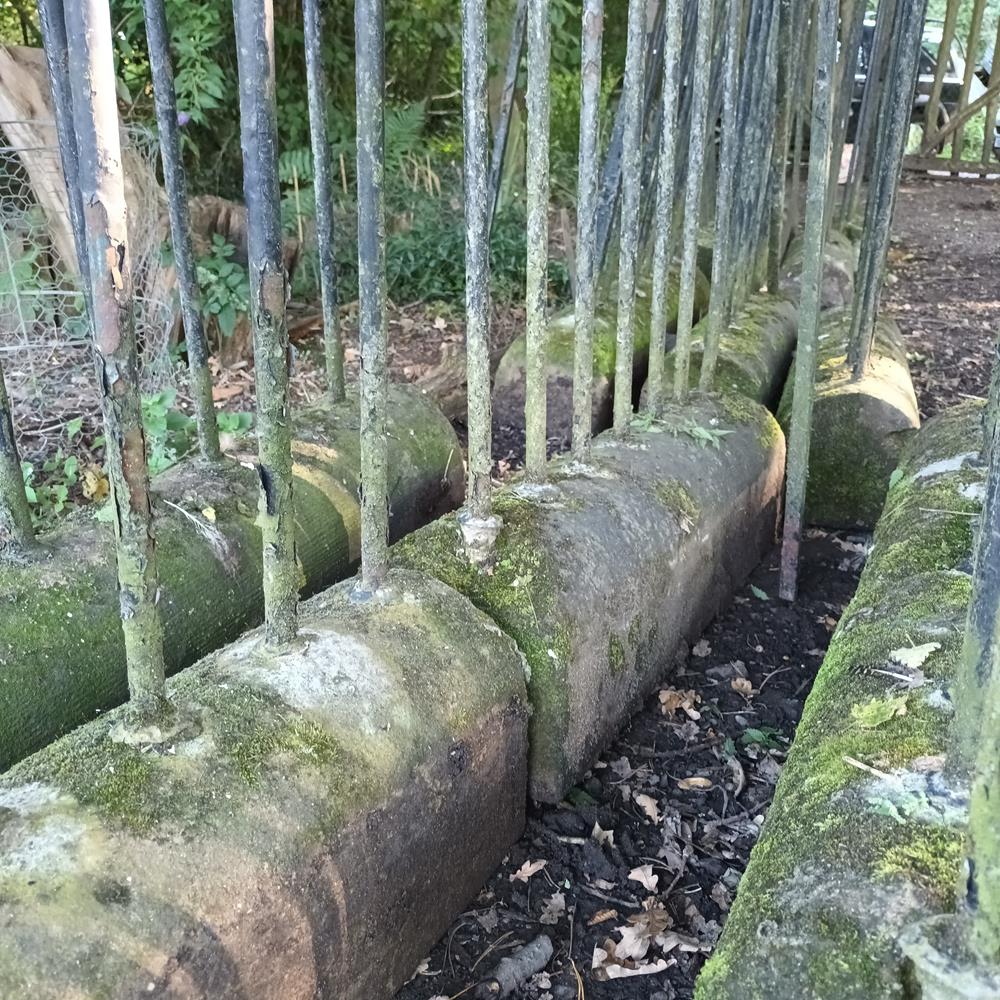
[37,0,91,308]
[233,0,298,638]
[303,0,347,403]
[488,0,528,226]
[765,0,792,292]
[459,0,501,565]
[0,359,34,555]
[700,0,742,391]
[645,0,684,415]
[142,0,222,462]
[571,0,603,459]
[672,0,712,403]
[848,0,930,378]
[612,0,646,435]
[778,0,837,603]
[841,0,897,224]
[354,0,391,591]
[64,0,168,713]
[524,0,551,479]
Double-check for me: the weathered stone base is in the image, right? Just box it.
[492,265,710,443]
[0,570,528,1000]
[697,401,985,1000]
[650,293,799,405]
[780,228,858,310]
[777,311,920,529]
[394,395,785,801]
[0,384,464,771]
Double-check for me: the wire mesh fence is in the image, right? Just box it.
[0,120,176,462]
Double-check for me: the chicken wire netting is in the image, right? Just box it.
[0,120,177,463]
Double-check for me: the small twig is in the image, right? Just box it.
[918,507,978,516]
[579,885,640,910]
[843,754,894,779]
[469,930,515,975]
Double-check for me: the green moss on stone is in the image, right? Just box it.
[608,635,626,674]
[654,479,700,525]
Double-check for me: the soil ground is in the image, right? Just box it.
[386,174,999,1000]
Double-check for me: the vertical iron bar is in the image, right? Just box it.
[37,0,91,310]
[0,359,34,553]
[233,0,298,639]
[612,0,646,435]
[926,0,961,145]
[777,0,837,603]
[847,0,929,378]
[951,0,987,171]
[765,0,792,292]
[64,0,168,712]
[142,0,222,462]
[672,0,712,402]
[700,0,742,391]
[823,0,865,231]
[645,0,683,415]
[460,0,501,564]
[488,0,529,227]
[303,0,346,403]
[524,0,550,479]
[571,0,603,459]
[354,0,390,590]
[841,0,897,225]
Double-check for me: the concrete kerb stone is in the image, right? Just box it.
[697,401,985,1000]
[780,228,858,311]
[777,310,920,529]
[393,394,785,802]
[649,292,800,407]
[0,383,464,772]
[0,569,528,1000]
[492,263,711,443]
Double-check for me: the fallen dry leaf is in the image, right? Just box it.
[731,677,754,698]
[510,859,547,883]
[659,687,702,720]
[539,891,566,925]
[628,865,659,892]
[589,908,618,926]
[692,638,712,657]
[592,822,615,848]
[677,776,714,791]
[635,793,661,823]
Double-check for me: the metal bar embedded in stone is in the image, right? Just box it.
[950,0,987,171]
[672,0,712,403]
[571,0,603,458]
[524,0,551,480]
[37,0,91,308]
[700,0,742,390]
[841,0,897,225]
[488,0,528,227]
[612,0,646,435]
[777,0,837,603]
[645,0,683,415]
[142,0,222,462]
[354,0,390,590]
[460,0,501,564]
[233,0,298,639]
[304,0,346,403]
[0,359,34,554]
[765,0,792,292]
[847,0,929,378]
[64,0,168,713]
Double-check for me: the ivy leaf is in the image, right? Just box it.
[750,585,769,601]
